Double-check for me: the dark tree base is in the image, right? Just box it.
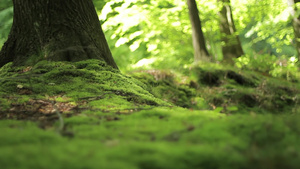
[0,0,118,69]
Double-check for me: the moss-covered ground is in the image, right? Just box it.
[0,59,299,169]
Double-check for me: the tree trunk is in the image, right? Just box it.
[0,0,118,69]
[287,0,300,60]
[218,0,244,64]
[187,0,210,62]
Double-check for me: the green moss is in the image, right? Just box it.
[0,97,10,110]
[1,107,300,168]
[0,120,63,146]
[0,60,168,112]
[64,115,100,125]
[131,71,196,108]
[130,64,299,114]
[0,59,300,168]
[88,95,136,111]
[188,63,300,114]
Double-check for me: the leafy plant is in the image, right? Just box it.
[0,4,13,49]
[235,54,299,81]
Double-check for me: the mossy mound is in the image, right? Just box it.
[127,65,299,114]
[130,70,196,108]
[190,64,300,114]
[0,59,168,117]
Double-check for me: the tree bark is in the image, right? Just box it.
[218,0,244,64]
[187,0,210,62]
[0,0,118,69]
[287,0,300,60]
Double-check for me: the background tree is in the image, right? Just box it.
[218,0,244,64]
[287,0,300,60]
[187,0,210,62]
[99,0,197,70]
[0,0,118,69]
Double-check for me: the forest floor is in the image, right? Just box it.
[0,59,299,169]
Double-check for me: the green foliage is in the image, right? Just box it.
[92,0,110,11]
[0,0,13,49]
[235,54,278,73]
[0,0,298,73]
[269,56,299,80]
[235,54,299,81]
[99,0,195,71]
[232,0,295,57]
[94,0,298,72]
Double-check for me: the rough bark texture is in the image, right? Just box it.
[0,0,118,69]
[218,0,244,64]
[288,0,300,60]
[187,0,210,62]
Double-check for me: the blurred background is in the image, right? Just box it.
[0,0,298,76]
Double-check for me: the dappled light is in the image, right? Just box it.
[0,0,300,168]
